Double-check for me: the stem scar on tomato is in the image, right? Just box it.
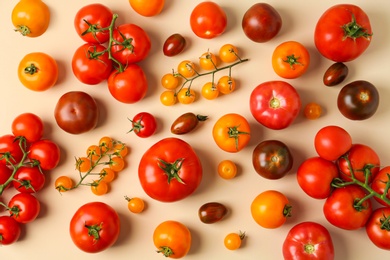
[85,222,103,242]
[342,13,373,40]
[283,54,303,69]
[228,125,250,151]
[157,158,186,184]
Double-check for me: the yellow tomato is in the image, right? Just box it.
[218,160,237,179]
[129,0,164,17]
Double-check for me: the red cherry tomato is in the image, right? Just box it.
[12,112,44,143]
[28,139,60,171]
[314,125,352,161]
[366,207,390,250]
[7,193,41,224]
[371,166,390,207]
[128,112,157,138]
[13,166,45,193]
[0,216,21,245]
[0,134,24,165]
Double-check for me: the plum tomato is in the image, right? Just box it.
[337,80,379,120]
[371,166,390,207]
[54,91,99,135]
[171,113,208,135]
[366,207,390,250]
[242,3,282,43]
[323,62,349,86]
[129,0,164,17]
[28,139,60,171]
[128,112,157,138]
[0,216,21,245]
[198,202,228,224]
[12,112,44,142]
[190,1,227,39]
[314,125,352,161]
[163,33,186,57]
[252,140,293,180]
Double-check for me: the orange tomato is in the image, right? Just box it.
[55,176,73,192]
[272,41,310,79]
[99,136,113,153]
[160,90,177,106]
[129,0,164,17]
[217,160,237,179]
[217,76,236,94]
[125,196,145,213]
[100,168,116,183]
[177,60,196,78]
[224,231,245,250]
[75,157,92,173]
[18,52,58,91]
[91,180,109,196]
[219,44,239,63]
[86,145,101,161]
[199,51,218,70]
[201,82,219,100]
[177,88,196,104]
[304,102,322,120]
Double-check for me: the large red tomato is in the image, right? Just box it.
[314,4,373,62]
[138,137,202,202]
[249,81,301,130]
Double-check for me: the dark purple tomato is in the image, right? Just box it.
[242,3,282,43]
[337,80,379,120]
[171,113,208,135]
[163,33,186,57]
[198,202,227,224]
[323,62,349,86]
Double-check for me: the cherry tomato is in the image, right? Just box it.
[55,175,73,192]
[201,82,219,100]
[28,139,60,171]
[314,125,352,161]
[217,160,237,179]
[13,166,45,193]
[76,157,92,173]
[177,60,196,78]
[366,207,390,250]
[171,113,208,135]
[12,112,44,143]
[12,0,50,37]
[163,33,186,57]
[100,168,115,183]
[86,144,101,162]
[0,134,24,165]
[109,157,125,172]
[125,196,145,213]
[224,231,245,250]
[177,88,196,104]
[190,2,227,39]
[128,112,157,138]
[198,202,227,224]
[199,51,218,70]
[99,136,113,153]
[0,216,21,245]
[7,193,40,223]
[323,62,349,86]
[304,102,322,120]
[161,73,181,90]
[129,0,164,17]
[217,76,236,95]
[219,44,239,63]
[160,90,177,106]
[91,180,109,196]
[371,166,390,207]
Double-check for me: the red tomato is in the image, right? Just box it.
[107,64,148,104]
[12,112,44,143]
[366,207,390,250]
[72,43,113,85]
[190,1,227,39]
[138,137,202,202]
[69,202,120,253]
[371,166,390,207]
[249,81,301,130]
[110,23,151,65]
[314,125,352,161]
[297,157,339,199]
[74,3,113,44]
[7,193,40,224]
[0,134,24,165]
[13,166,45,193]
[128,112,157,138]
[323,185,372,230]
[0,216,21,245]
[337,143,380,183]
[283,221,334,260]
[314,4,373,62]
[28,139,60,171]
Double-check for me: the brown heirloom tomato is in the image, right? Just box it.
[323,62,349,86]
[171,113,208,135]
[163,33,186,57]
[198,202,228,224]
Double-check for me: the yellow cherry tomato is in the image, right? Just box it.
[177,60,196,78]
[199,51,218,70]
[161,73,181,90]
[217,76,236,94]
[219,44,239,63]
[218,160,237,179]
[224,231,245,250]
[125,196,145,213]
[160,90,177,106]
[177,88,196,104]
[201,82,219,100]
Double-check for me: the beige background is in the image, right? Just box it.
[1,0,390,259]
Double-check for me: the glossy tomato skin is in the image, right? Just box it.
[0,134,24,165]
[129,112,157,138]
[8,193,40,224]
[250,81,301,130]
[252,140,293,180]
[314,125,352,161]
[12,113,44,143]
[74,3,113,44]
[0,216,21,245]
[366,207,390,250]
[13,166,45,193]
[323,185,372,230]
[323,62,349,86]
[28,139,60,171]
[129,0,165,17]
[297,157,339,199]
[190,1,227,39]
[337,80,379,120]
[198,202,228,224]
[54,91,99,134]
[163,33,186,57]
[371,166,390,206]
[171,113,208,135]
[138,138,202,202]
[283,221,334,260]
[242,3,282,43]
[108,64,148,104]
[70,202,120,253]
[314,4,372,62]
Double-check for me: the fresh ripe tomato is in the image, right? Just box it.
[371,166,390,207]
[125,196,145,213]
[323,185,372,230]
[297,157,339,199]
[72,43,113,85]
[217,76,236,95]
[218,160,237,179]
[55,175,73,192]
[18,52,58,91]
[212,113,251,153]
[177,60,197,78]
[304,102,322,120]
[28,139,60,171]
[100,168,115,183]
[54,91,99,135]
[0,135,24,165]
[283,221,335,260]
[219,44,239,63]
[161,73,181,90]
[177,88,196,104]
[12,0,50,37]
[138,137,202,202]
[201,82,219,100]
[153,220,191,258]
[13,166,45,193]
[8,193,40,223]
[160,90,177,106]
[337,80,379,120]
[108,157,125,172]
[163,33,186,57]
[198,202,228,224]
[190,1,227,39]
[323,62,349,86]
[314,125,352,161]
[107,64,148,104]
[90,180,109,196]
[272,41,310,79]
[12,113,44,142]
[242,3,282,43]
[110,23,151,65]
[252,140,293,180]
[314,4,373,62]
[0,216,21,245]
[224,232,245,250]
[128,112,157,138]
[0,163,12,190]
[251,190,291,229]
[199,51,218,70]
[366,207,390,250]
[171,113,208,135]
[69,202,120,253]
[249,81,301,130]
[74,3,113,44]
[129,0,165,17]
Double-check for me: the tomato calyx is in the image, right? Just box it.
[85,222,103,242]
[24,63,39,75]
[283,54,304,69]
[80,19,107,39]
[283,204,293,218]
[379,213,390,231]
[157,246,174,257]
[269,97,281,109]
[157,158,185,184]
[14,25,31,36]
[228,126,250,151]
[342,13,372,40]
[304,243,316,254]
[127,117,143,134]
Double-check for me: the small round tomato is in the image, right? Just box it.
[91,180,109,196]
[199,51,218,70]
[125,196,145,213]
[109,157,125,172]
[100,168,115,183]
[314,125,352,161]
[337,80,379,120]
[76,157,92,173]
[272,41,310,79]
[161,73,181,90]
[224,231,245,250]
[212,113,250,153]
[12,0,50,37]
[7,193,40,223]
[201,82,219,100]
[217,76,236,95]
[323,62,349,86]
[12,112,44,142]
[252,140,293,180]
[198,202,228,224]
[153,220,191,258]
[163,33,186,57]
[304,102,322,120]
[177,88,196,104]
[371,166,390,207]
[128,112,157,138]
[251,190,291,229]
[177,60,196,78]
[190,1,227,39]
[0,134,24,165]
[160,90,177,106]
[366,207,390,250]
[0,216,21,245]
[18,52,58,91]
[13,166,45,193]
[86,145,101,161]
[129,0,164,17]
[170,113,208,135]
[28,139,60,171]
[217,160,237,179]
[55,175,73,192]
[99,136,113,152]
[219,44,239,63]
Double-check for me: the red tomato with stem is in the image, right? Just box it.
[12,112,44,143]
[283,221,334,260]
[0,216,21,245]
[69,202,120,253]
[314,125,352,161]
[28,139,60,171]
[314,4,373,62]
[0,134,24,165]
[366,207,390,250]
[13,166,45,193]
[128,112,157,138]
[7,193,40,224]
[371,166,390,207]
[138,137,202,202]
[249,81,301,130]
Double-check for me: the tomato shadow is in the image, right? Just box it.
[112,211,132,248]
[185,224,202,256]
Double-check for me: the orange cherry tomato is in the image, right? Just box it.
[86,145,101,161]
[201,82,219,100]
[218,160,237,179]
[304,102,322,120]
[75,157,92,173]
[219,44,239,63]
[99,136,113,153]
[100,168,116,183]
[160,90,177,106]
[129,0,164,17]
[224,231,245,250]
[199,51,218,70]
[177,88,196,104]
[177,60,196,78]
[55,176,73,192]
[109,157,125,172]
[91,180,109,196]
[217,76,236,95]
[125,196,145,213]
[161,73,181,90]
